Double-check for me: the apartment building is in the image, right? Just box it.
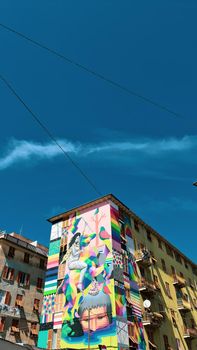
[38,194,197,350]
[0,232,48,346]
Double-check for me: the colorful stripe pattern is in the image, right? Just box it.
[41,294,55,323]
[44,238,60,296]
[111,206,121,252]
[53,312,63,329]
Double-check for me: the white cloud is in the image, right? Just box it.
[0,135,196,170]
[0,139,80,170]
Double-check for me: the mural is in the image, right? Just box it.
[38,200,146,350]
[59,204,117,349]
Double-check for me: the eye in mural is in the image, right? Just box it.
[58,205,117,349]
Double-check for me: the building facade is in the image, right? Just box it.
[0,232,48,346]
[38,194,197,350]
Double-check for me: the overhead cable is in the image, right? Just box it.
[0,73,102,197]
[0,22,183,119]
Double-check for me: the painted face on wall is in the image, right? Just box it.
[81,306,110,332]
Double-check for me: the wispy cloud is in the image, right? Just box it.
[0,135,197,170]
[0,139,80,170]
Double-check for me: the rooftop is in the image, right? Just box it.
[48,193,196,269]
[0,232,48,257]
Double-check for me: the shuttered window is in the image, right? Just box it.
[8,246,15,258]
[2,266,14,281]
[33,299,40,312]
[0,317,5,332]
[17,272,30,288]
[5,291,11,305]
[31,322,38,336]
[15,294,23,307]
[36,278,43,290]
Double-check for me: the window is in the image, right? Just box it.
[180,272,184,278]
[11,319,19,334]
[134,220,139,231]
[8,246,15,258]
[24,253,30,264]
[122,254,129,274]
[147,230,152,241]
[17,272,30,288]
[36,278,43,291]
[183,293,189,302]
[0,317,5,332]
[165,244,174,258]
[154,274,159,288]
[158,239,162,249]
[191,318,195,329]
[165,282,172,298]
[161,259,167,272]
[120,220,126,239]
[158,303,163,312]
[39,258,46,269]
[175,252,182,264]
[33,299,40,312]
[147,330,154,343]
[15,294,23,307]
[188,278,194,289]
[140,267,145,278]
[0,290,11,306]
[59,237,68,263]
[163,335,169,350]
[31,322,38,336]
[185,261,188,269]
[171,310,176,326]
[171,265,176,275]
[4,291,11,305]
[2,266,14,281]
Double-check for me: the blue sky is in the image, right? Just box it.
[0,0,197,262]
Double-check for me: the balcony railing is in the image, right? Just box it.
[139,278,157,293]
[0,303,39,321]
[142,311,163,328]
[173,274,186,288]
[177,298,191,312]
[0,304,20,317]
[135,250,156,266]
[183,326,197,338]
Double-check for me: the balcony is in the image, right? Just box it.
[183,327,197,339]
[139,278,157,294]
[0,304,20,317]
[173,274,186,288]
[135,249,156,267]
[177,298,191,312]
[142,311,163,328]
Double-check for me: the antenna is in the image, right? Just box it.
[19,224,23,235]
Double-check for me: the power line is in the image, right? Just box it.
[0,73,102,197]
[0,22,183,119]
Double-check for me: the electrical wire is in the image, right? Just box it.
[0,22,183,119]
[0,73,102,197]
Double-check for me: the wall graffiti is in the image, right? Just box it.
[59,203,117,349]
